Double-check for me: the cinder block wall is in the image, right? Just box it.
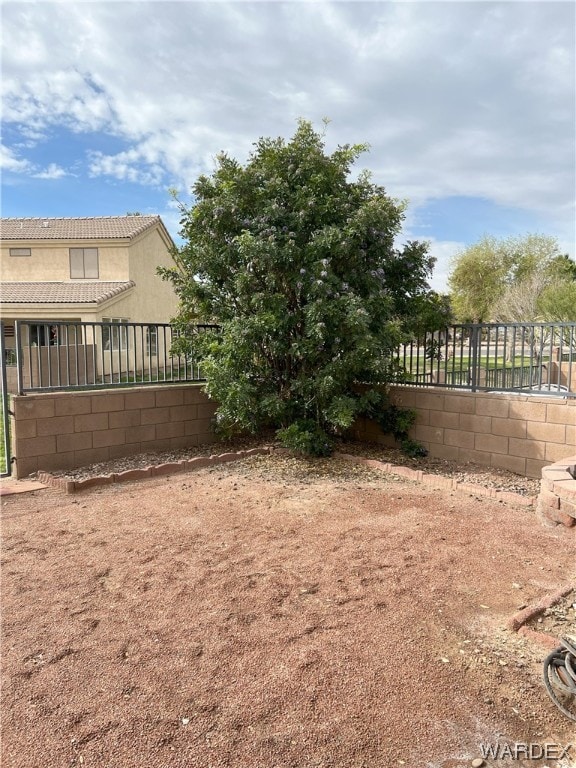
[354,386,576,479]
[10,385,217,479]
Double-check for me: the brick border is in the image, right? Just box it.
[36,446,540,505]
[37,447,272,493]
[506,584,574,651]
[333,452,537,507]
[537,455,576,527]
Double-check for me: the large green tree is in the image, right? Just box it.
[448,233,568,322]
[160,120,445,454]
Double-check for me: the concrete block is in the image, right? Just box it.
[73,447,111,466]
[15,435,57,458]
[475,397,510,417]
[183,386,210,405]
[457,448,492,466]
[155,421,185,440]
[91,392,125,413]
[14,397,55,420]
[155,388,185,407]
[92,428,126,448]
[36,415,74,437]
[140,407,170,425]
[459,414,492,434]
[429,410,459,429]
[36,452,76,473]
[414,392,444,411]
[492,453,526,476]
[525,459,548,479]
[74,413,109,433]
[443,429,475,449]
[123,390,156,410]
[125,425,156,444]
[54,395,92,416]
[509,401,547,422]
[169,404,195,422]
[412,424,444,444]
[491,417,526,438]
[13,456,38,479]
[442,393,476,414]
[474,433,509,455]
[526,421,566,444]
[109,410,142,429]
[14,420,37,439]
[56,432,92,452]
[108,444,141,460]
[427,443,460,461]
[508,438,545,460]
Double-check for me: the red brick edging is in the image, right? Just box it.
[506,583,574,650]
[333,452,537,507]
[36,446,539,505]
[36,447,272,493]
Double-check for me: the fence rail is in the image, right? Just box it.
[6,321,218,394]
[392,322,576,397]
[2,320,575,398]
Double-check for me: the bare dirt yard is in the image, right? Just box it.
[2,453,575,768]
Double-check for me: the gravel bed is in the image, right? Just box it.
[39,435,542,496]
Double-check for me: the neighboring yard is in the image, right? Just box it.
[1,454,575,768]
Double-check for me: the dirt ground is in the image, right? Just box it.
[2,454,575,768]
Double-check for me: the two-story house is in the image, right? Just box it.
[0,215,179,390]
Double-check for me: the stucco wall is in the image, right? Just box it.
[354,386,576,479]
[10,384,216,479]
[0,242,130,282]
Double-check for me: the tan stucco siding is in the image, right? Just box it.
[0,242,130,281]
[126,228,178,323]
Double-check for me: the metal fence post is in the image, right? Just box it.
[470,324,481,392]
[0,321,13,476]
[14,321,24,396]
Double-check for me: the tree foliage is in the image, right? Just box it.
[160,120,445,453]
[448,233,571,322]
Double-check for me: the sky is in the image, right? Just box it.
[1,0,575,293]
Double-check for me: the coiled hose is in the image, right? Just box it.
[543,637,576,721]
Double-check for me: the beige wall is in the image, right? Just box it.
[10,383,575,480]
[1,242,130,282]
[1,223,178,324]
[10,384,217,479]
[354,386,576,479]
[123,227,179,323]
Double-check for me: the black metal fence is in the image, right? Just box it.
[2,320,575,399]
[0,323,12,476]
[392,322,575,397]
[5,321,219,394]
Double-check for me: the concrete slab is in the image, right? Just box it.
[0,478,48,496]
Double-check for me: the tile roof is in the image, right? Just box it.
[1,216,165,241]
[1,281,136,305]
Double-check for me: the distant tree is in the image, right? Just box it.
[448,233,564,322]
[538,281,576,322]
[547,253,576,282]
[160,120,442,454]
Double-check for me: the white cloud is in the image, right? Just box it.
[1,1,574,245]
[1,144,71,180]
[0,145,35,174]
[32,163,70,180]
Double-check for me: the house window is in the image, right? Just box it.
[9,248,31,257]
[146,325,158,356]
[102,318,128,351]
[70,248,99,279]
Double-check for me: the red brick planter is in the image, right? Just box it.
[537,455,576,527]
